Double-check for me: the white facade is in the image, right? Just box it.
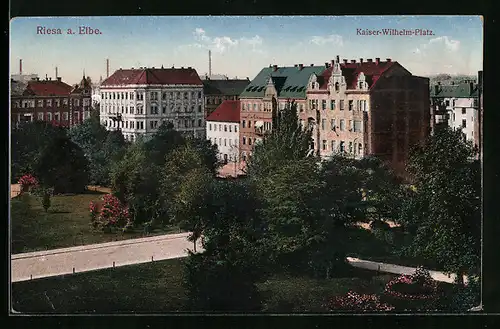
[100,85,205,142]
[443,97,477,142]
[206,120,239,163]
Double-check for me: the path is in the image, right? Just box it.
[346,257,468,284]
[10,184,21,199]
[11,232,203,283]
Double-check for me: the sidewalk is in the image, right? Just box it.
[11,232,203,283]
[346,257,467,284]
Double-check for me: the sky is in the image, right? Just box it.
[10,16,483,85]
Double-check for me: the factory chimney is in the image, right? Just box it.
[19,59,22,75]
[106,58,110,78]
[209,50,212,77]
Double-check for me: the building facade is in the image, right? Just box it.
[206,100,240,163]
[430,80,479,146]
[203,77,250,117]
[100,67,205,141]
[11,75,92,128]
[238,64,325,161]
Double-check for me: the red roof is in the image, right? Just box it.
[316,60,400,90]
[102,67,203,86]
[24,80,72,96]
[206,100,240,123]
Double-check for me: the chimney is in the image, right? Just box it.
[469,82,474,95]
[343,59,348,64]
[55,66,58,78]
[298,64,304,70]
[106,58,109,78]
[45,74,48,80]
[208,50,212,77]
[246,77,249,80]
[294,64,298,67]
[360,58,363,63]
[273,65,278,71]
[49,77,51,80]
[375,58,380,65]
[386,58,391,62]
[331,60,335,67]
[367,58,373,62]
[351,59,356,64]
[336,55,340,63]
[19,59,22,75]
[310,64,314,66]
[478,70,483,88]
[325,62,329,68]
[57,77,61,82]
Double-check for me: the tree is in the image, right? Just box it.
[183,179,267,311]
[397,127,480,282]
[11,121,67,180]
[34,136,89,194]
[246,100,313,178]
[185,136,221,175]
[144,122,186,166]
[161,143,213,251]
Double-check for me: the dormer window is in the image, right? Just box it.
[335,82,340,92]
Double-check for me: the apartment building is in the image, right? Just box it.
[206,100,240,163]
[100,67,205,141]
[11,75,92,128]
[203,77,250,117]
[238,64,325,161]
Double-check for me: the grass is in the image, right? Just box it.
[11,258,395,313]
[11,192,181,254]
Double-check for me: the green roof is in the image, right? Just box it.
[240,66,325,99]
[430,82,479,98]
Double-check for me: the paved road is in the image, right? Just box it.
[347,257,468,284]
[11,184,21,199]
[11,232,203,283]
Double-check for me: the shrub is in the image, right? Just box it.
[89,194,131,232]
[325,291,395,312]
[18,174,39,192]
[370,220,391,231]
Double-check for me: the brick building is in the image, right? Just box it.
[238,64,325,161]
[202,77,250,117]
[11,75,92,128]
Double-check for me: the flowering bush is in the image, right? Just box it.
[89,194,131,232]
[18,174,39,192]
[325,291,395,312]
[384,267,438,300]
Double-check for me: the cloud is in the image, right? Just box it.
[413,36,460,55]
[181,28,264,54]
[310,34,343,46]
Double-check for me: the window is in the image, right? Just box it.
[150,121,154,129]
[224,125,228,132]
[47,112,52,121]
[224,139,227,146]
[184,92,188,99]
[191,119,195,128]
[219,138,222,145]
[37,100,43,107]
[331,119,336,130]
[37,112,44,120]
[335,82,340,92]
[63,112,68,120]
[349,141,353,153]
[209,123,212,131]
[348,100,353,111]
[321,119,326,130]
[55,112,60,121]
[445,100,450,107]
[340,100,345,110]
[349,120,353,131]
[229,125,232,132]
[253,103,257,110]
[198,119,202,127]
[63,99,68,106]
[243,137,246,145]
[198,91,202,98]
[242,120,246,128]
[219,124,222,131]
[235,126,238,133]
[55,99,60,107]
[47,99,52,107]
[248,121,252,128]
[162,106,166,114]
[353,120,362,132]
[299,104,304,112]
[330,100,335,110]
[462,119,467,128]
[248,138,252,145]
[358,143,362,155]
[322,100,327,110]
[340,119,345,131]
[462,108,467,114]
[130,106,135,114]
[322,140,327,150]
[340,141,345,152]
[198,105,202,113]
[331,140,336,152]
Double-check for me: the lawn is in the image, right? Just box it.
[11,192,181,254]
[11,258,395,313]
